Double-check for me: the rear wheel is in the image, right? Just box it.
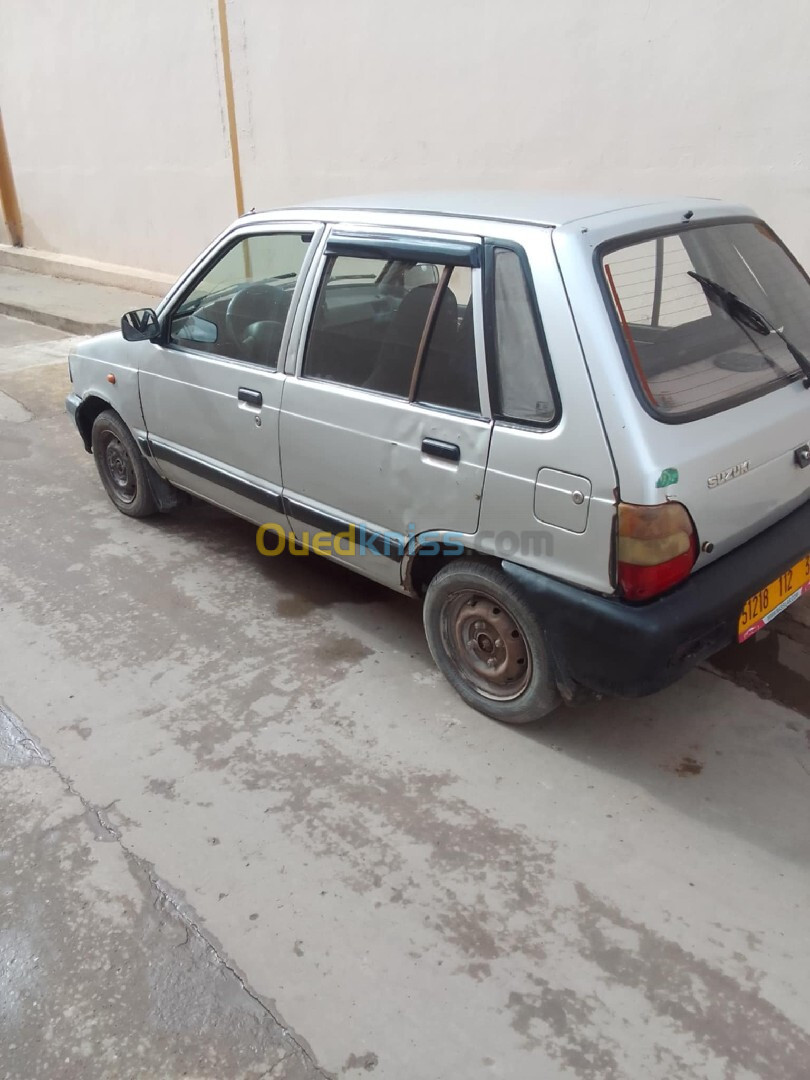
[423,560,560,724]
[91,410,157,518]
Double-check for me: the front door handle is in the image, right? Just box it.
[238,387,262,408]
[421,438,460,463]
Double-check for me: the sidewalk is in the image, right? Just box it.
[0,265,162,336]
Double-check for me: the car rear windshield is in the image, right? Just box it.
[602,220,810,419]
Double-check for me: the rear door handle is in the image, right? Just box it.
[421,438,460,462]
[238,387,262,408]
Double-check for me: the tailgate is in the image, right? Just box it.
[632,379,809,565]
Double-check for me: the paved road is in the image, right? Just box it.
[1,315,809,1079]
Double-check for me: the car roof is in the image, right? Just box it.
[282,190,727,229]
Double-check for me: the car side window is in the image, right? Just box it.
[303,255,481,413]
[416,266,480,414]
[491,247,557,424]
[169,232,312,368]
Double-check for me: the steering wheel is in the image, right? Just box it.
[225,283,286,347]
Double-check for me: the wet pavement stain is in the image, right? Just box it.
[146,777,178,800]
[574,883,810,1080]
[674,756,704,778]
[314,635,374,666]
[276,596,319,620]
[233,742,558,967]
[708,629,810,719]
[506,982,620,1078]
[1,715,325,1080]
[343,1051,379,1072]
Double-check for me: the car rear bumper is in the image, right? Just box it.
[502,497,810,698]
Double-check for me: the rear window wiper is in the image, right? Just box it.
[688,270,810,388]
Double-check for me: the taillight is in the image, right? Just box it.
[617,502,698,601]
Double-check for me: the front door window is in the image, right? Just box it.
[169,232,313,368]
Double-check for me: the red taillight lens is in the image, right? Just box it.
[617,502,698,601]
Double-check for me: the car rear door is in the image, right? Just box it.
[279,227,492,588]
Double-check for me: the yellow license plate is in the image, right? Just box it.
[738,553,810,642]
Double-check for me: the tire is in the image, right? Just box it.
[91,410,158,518]
[423,560,560,724]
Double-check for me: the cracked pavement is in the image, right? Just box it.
[0,705,324,1080]
[1,315,809,1079]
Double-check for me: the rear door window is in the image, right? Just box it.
[303,251,481,414]
[602,222,810,419]
[416,266,480,413]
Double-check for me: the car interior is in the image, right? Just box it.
[304,259,480,413]
[168,254,481,414]
[169,278,297,367]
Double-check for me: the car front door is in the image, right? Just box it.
[139,223,321,526]
[279,228,493,588]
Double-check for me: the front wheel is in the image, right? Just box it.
[423,561,560,724]
[91,410,157,518]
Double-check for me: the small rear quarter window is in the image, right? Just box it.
[491,248,557,424]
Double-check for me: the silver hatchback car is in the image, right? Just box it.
[66,193,810,723]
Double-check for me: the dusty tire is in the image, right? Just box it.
[91,410,157,518]
[423,560,560,724]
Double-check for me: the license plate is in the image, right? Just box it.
[738,553,810,642]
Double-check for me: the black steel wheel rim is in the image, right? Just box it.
[440,589,532,701]
[100,432,137,505]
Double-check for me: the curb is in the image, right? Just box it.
[0,243,173,297]
[0,301,116,337]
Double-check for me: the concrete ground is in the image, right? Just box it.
[1,707,321,1080]
[1,312,809,1080]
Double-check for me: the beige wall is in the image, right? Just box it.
[2,0,810,275]
[0,0,233,272]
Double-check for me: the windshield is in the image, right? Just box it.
[602,220,810,419]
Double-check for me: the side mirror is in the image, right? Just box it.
[121,308,160,342]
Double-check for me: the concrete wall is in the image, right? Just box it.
[0,0,233,273]
[2,0,810,276]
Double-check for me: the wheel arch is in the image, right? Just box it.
[75,394,116,452]
[404,540,501,597]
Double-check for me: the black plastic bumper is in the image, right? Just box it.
[502,498,810,698]
[65,392,81,423]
